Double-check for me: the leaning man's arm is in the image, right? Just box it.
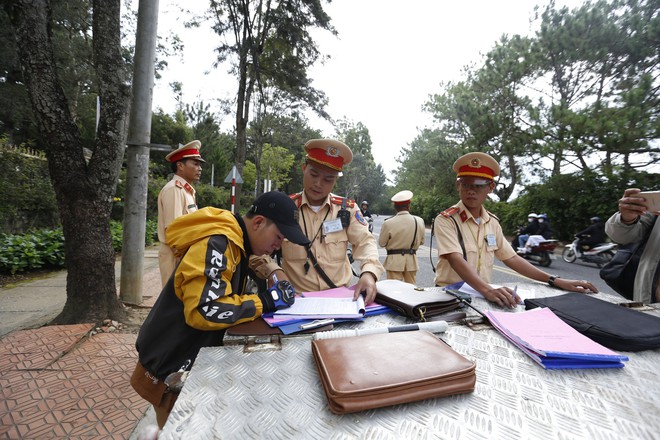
[177,236,267,330]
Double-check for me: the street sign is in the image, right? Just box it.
[224,165,243,184]
[224,165,243,213]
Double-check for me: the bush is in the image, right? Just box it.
[0,140,60,233]
[1,220,159,274]
[0,229,65,274]
[112,168,229,222]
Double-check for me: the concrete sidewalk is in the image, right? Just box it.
[0,246,161,439]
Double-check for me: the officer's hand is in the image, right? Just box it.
[555,277,598,294]
[354,272,377,304]
[258,280,296,314]
[482,286,519,309]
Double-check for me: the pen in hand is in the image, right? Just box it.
[512,285,520,304]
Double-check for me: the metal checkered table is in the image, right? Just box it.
[160,284,660,439]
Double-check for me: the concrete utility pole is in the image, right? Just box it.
[120,0,160,305]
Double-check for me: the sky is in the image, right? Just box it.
[151,0,587,181]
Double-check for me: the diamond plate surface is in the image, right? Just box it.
[161,286,660,440]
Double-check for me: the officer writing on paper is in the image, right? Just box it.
[131,192,309,428]
[379,190,426,284]
[605,188,660,303]
[434,152,597,308]
[157,141,205,287]
[250,139,384,303]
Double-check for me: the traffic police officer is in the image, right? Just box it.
[158,140,205,286]
[433,151,597,308]
[250,139,384,304]
[379,190,425,284]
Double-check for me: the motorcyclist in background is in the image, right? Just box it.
[576,216,606,252]
[360,201,372,219]
[515,213,540,248]
[360,200,374,233]
[520,213,554,252]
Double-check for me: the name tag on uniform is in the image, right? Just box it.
[187,204,197,210]
[323,218,343,234]
[486,234,497,247]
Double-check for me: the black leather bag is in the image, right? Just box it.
[525,293,660,352]
[599,216,657,300]
[599,241,645,300]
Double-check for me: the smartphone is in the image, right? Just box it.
[638,190,660,212]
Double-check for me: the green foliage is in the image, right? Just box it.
[145,219,158,245]
[0,229,65,274]
[109,220,124,252]
[0,140,59,233]
[333,120,388,210]
[0,220,158,274]
[109,219,158,252]
[499,170,659,241]
[245,143,297,194]
[396,0,658,234]
[195,184,230,210]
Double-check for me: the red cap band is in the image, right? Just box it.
[306,148,345,171]
[457,164,495,180]
[168,148,202,163]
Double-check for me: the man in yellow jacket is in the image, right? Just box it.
[131,191,309,428]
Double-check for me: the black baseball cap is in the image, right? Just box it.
[248,192,310,246]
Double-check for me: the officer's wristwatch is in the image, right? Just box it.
[268,280,296,310]
[547,275,560,288]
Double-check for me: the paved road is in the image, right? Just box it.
[369,215,617,295]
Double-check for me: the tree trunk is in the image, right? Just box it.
[5,0,131,324]
[56,196,123,324]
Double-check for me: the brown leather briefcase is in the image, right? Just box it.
[311,330,476,414]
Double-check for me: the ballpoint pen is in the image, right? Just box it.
[299,318,335,330]
[513,285,520,304]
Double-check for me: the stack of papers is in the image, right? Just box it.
[485,307,628,369]
[262,286,390,334]
[273,296,365,319]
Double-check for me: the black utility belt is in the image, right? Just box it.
[387,249,417,255]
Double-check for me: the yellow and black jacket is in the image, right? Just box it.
[136,207,266,380]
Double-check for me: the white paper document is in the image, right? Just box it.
[273,296,365,319]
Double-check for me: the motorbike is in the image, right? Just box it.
[516,239,558,267]
[562,237,617,268]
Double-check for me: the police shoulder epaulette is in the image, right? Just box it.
[175,179,184,188]
[330,196,355,208]
[439,206,459,218]
[289,192,302,207]
[487,210,500,221]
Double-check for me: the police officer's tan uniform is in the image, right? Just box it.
[250,139,384,293]
[433,200,516,286]
[157,141,204,286]
[433,152,517,286]
[433,151,598,304]
[379,190,425,284]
